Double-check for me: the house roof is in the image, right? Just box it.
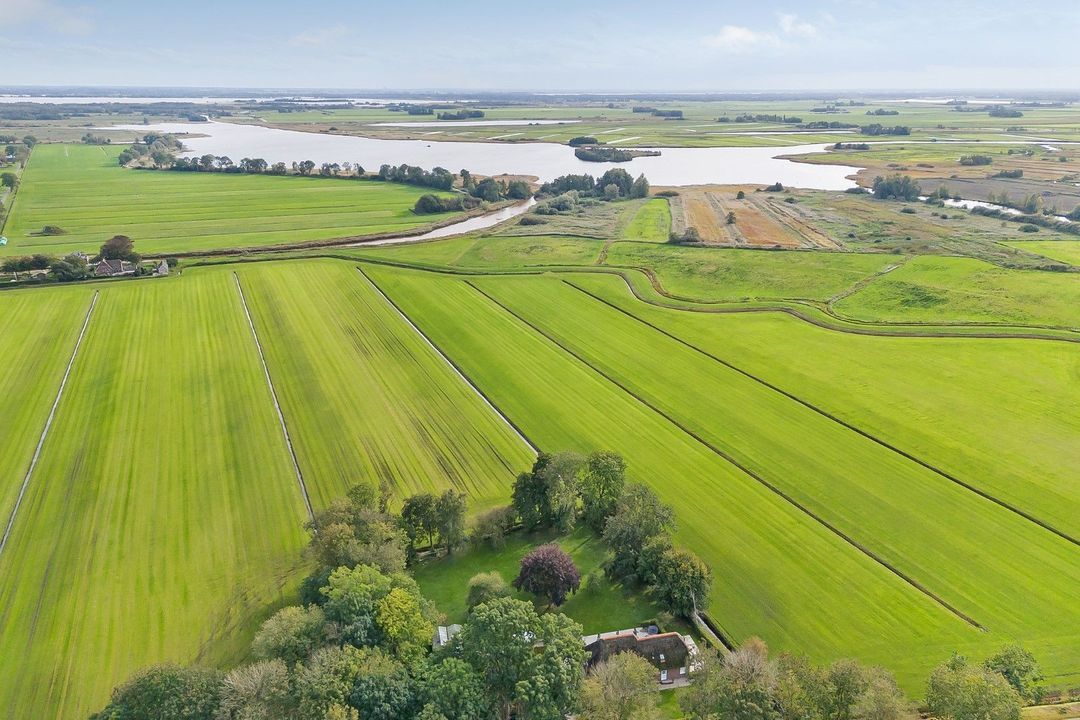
[585,631,689,670]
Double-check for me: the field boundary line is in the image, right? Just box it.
[466,280,987,631]
[562,278,1080,548]
[356,266,539,455]
[0,290,98,560]
[233,272,315,523]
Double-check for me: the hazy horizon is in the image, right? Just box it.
[7,0,1079,92]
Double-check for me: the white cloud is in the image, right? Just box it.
[289,24,348,47]
[6,0,93,35]
[703,25,780,53]
[779,13,818,37]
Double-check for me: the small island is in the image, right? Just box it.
[573,145,661,163]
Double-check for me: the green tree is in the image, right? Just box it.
[457,597,584,720]
[852,669,915,720]
[516,611,587,720]
[579,451,626,532]
[251,604,327,666]
[682,640,779,720]
[89,664,223,720]
[580,651,661,720]
[99,234,140,262]
[629,174,650,199]
[984,645,1043,702]
[401,492,439,551]
[376,586,435,664]
[294,646,367,720]
[603,483,675,580]
[469,505,516,550]
[217,659,293,720]
[348,648,419,720]
[926,654,1021,720]
[435,489,467,554]
[466,571,512,609]
[420,657,493,720]
[321,564,394,647]
[1,171,16,188]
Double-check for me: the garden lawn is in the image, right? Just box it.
[363,263,980,691]
[0,272,310,719]
[232,259,534,510]
[2,144,463,256]
[412,527,671,634]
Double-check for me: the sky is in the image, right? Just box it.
[4,0,1079,92]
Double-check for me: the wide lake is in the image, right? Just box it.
[117,121,860,189]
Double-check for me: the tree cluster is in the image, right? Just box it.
[866,108,900,116]
[833,142,870,150]
[959,154,993,166]
[682,638,916,720]
[117,134,184,167]
[539,170,649,201]
[988,106,1024,118]
[438,109,485,120]
[720,114,803,124]
[859,124,910,136]
[399,489,468,559]
[413,193,480,214]
[871,174,921,201]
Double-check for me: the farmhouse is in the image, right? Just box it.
[93,259,137,277]
[153,259,170,276]
[583,626,696,684]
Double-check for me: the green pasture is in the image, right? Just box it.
[0,272,311,719]
[1004,240,1080,266]
[835,255,1080,329]
[364,262,984,690]
[623,198,672,241]
[0,284,95,518]
[569,271,1080,539]
[232,259,533,510]
[1,144,463,256]
[347,234,605,269]
[605,242,894,300]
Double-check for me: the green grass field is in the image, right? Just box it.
[363,263,990,689]
[568,272,1080,537]
[1,144,463,256]
[0,262,534,717]
[605,242,895,300]
[0,273,311,718]
[233,259,533,509]
[1004,240,1080,266]
[835,255,1080,329]
[623,198,672,241]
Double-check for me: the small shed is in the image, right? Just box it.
[432,624,462,650]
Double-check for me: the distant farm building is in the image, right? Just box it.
[432,624,461,650]
[93,259,137,277]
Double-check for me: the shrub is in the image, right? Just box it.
[568,136,599,146]
[467,572,512,609]
[40,225,66,235]
[1018,224,1040,233]
[518,215,547,226]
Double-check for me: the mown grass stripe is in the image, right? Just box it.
[358,265,539,455]
[465,279,987,632]
[233,273,314,522]
[561,278,1080,549]
[0,291,98,560]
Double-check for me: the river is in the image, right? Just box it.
[112,121,861,189]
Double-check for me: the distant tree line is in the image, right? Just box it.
[438,109,485,120]
[860,124,911,136]
[538,169,649,201]
[719,113,802,124]
[866,108,900,116]
[802,120,859,129]
[833,142,871,150]
[959,154,993,166]
[988,105,1024,118]
[633,107,684,118]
